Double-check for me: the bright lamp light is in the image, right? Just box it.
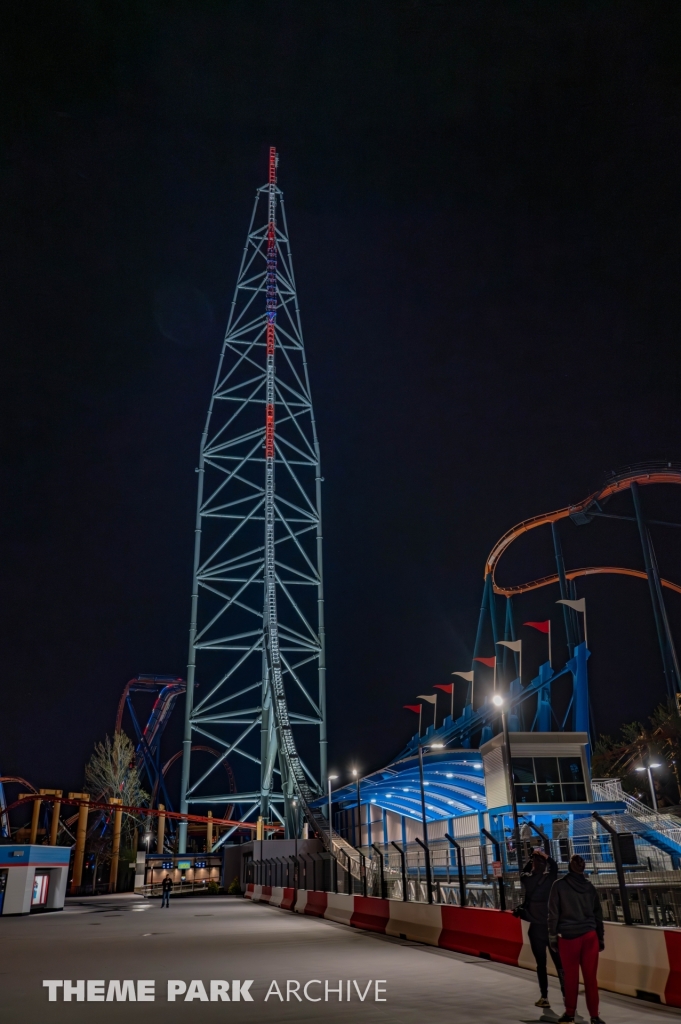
[492,694,504,707]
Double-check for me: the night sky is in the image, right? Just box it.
[2,2,681,801]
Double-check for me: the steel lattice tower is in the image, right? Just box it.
[178,149,326,851]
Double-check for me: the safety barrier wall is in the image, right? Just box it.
[245,883,681,1006]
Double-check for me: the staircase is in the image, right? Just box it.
[592,778,681,858]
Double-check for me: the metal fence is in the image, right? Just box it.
[136,878,218,897]
[247,820,681,926]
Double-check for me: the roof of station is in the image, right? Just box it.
[324,749,487,823]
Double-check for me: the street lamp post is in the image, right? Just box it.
[352,769,361,847]
[327,775,338,825]
[327,775,338,893]
[417,742,442,904]
[493,695,521,857]
[635,762,662,811]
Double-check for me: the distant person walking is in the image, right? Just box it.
[161,874,172,908]
[517,847,564,1010]
[548,853,605,1024]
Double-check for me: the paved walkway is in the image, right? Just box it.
[0,894,678,1022]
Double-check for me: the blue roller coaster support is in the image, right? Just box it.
[396,641,592,760]
[571,641,590,735]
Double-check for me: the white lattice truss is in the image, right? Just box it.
[179,152,327,848]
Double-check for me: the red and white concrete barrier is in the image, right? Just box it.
[245,885,681,1006]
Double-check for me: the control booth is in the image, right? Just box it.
[0,845,71,916]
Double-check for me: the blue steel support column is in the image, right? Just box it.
[487,574,501,649]
[572,641,590,736]
[647,523,681,699]
[552,522,575,657]
[508,676,521,732]
[568,579,582,643]
[503,596,520,685]
[631,481,676,700]
[535,663,553,732]
[471,574,492,707]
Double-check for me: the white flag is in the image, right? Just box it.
[557,598,585,613]
[451,671,474,681]
[497,640,522,652]
[417,694,437,704]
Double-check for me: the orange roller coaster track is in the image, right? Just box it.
[486,463,681,597]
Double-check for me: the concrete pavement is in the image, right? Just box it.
[0,893,678,1023]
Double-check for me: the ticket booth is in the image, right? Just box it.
[0,846,71,916]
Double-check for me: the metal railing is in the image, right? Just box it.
[247,819,681,926]
[592,778,681,850]
[136,878,218,897]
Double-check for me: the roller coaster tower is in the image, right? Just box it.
[178,150,326,851]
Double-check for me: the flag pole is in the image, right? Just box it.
[451,684,454,720]
[419,705,422,737]
[433,694,437,730]
[548,621,552,668]
[556,599,587,650]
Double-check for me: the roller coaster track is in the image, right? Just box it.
[115,675,189,814]
[486,462,681,596]
[6,793,281,833]
[154,746,236,822]
[0,776,36,792]
[0,776,35,838]
[258,152,353,860]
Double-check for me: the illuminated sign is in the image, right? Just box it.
[177,861,191,870]
[194,860,207,869]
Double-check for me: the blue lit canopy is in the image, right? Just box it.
[320,749,486,822]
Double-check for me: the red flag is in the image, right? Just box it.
[524,621,550,634]
[434,684,453,694]
[474,656,496,668]
[403,705,421,714]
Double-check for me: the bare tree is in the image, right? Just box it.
[85,732,149,844]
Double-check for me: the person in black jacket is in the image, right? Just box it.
[517,848,564,1009]
[161,874,172,908]
[548,854,605,1024]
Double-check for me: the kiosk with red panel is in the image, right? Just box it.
[0,846,70,916]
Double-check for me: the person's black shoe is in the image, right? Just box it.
[557,1015,574,1023]
[590,1018,606,1024]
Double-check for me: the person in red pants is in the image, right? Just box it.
[548,854,605,1024]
